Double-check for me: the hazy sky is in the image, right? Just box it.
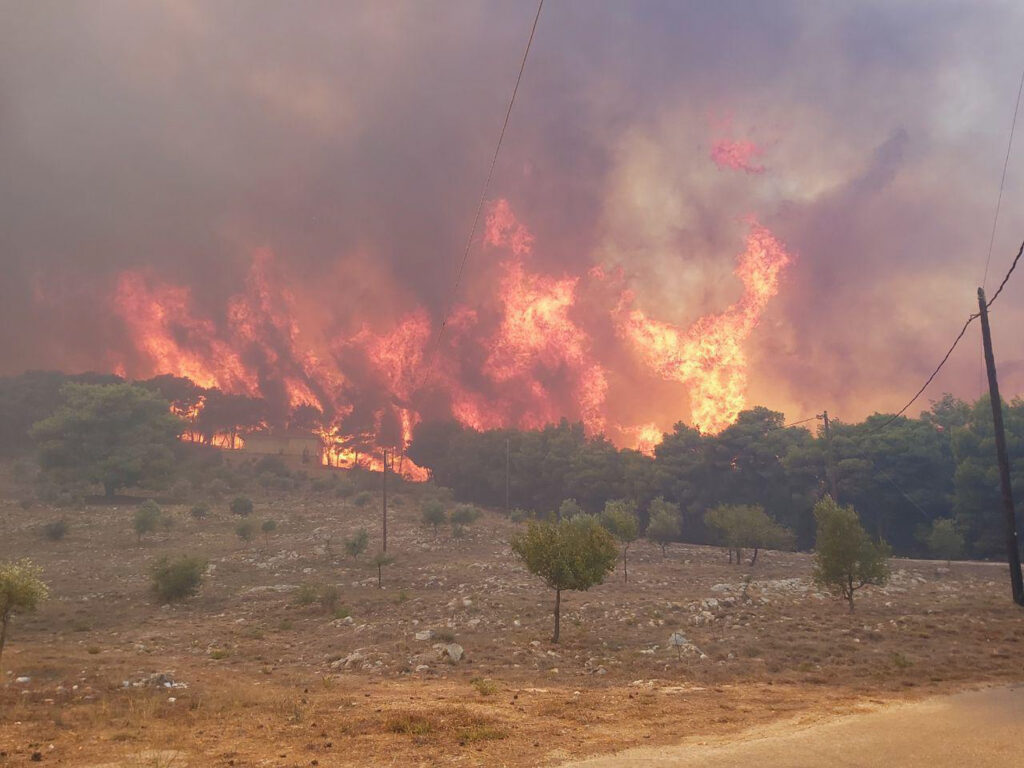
[3,0,1024,427]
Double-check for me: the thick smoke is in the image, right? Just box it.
[3,1,1024,434]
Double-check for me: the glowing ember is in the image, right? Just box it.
[710,138,765,174]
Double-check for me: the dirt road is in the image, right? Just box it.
[564,685,1024,767]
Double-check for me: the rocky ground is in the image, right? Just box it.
[1,487,1023,766]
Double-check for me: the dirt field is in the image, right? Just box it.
[2,486,1023,767]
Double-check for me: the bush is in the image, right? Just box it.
[421,500,447,532]
[450,504,480,527]
[295,583,320,606]
[510,507,531,523]
[334,479,356,498]
[230,496,254,517]
[558,499,583,520]
[345,528,369,558]
[353,490,373,507]
[134,500,162,542]
[236,520,256,542]
[151,555,206,602]
[167,479,192,503]
[190,503,210,520]
[206,478,230,500]
[42,519,68,542]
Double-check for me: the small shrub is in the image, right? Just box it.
[295,583,320,606]
[167,478,192,503]
[558,499,583,520]
[209,648,230,660]
[510,507,530,523]
[134,501,161,542]
[236,520,256,543]
[421,500,447,532]
[344,528,369,559]
[42,519,68,542]
[230,496,254,516]
[435,629,456,644]
[190,503,210,520]
[320,584,341,612]
[470,677,499,696]
[261,519,278,546]
[160,513,175,531]
[334,479,356,498]
[19,499,34,511]
[353,490,373,508]
[450,504,480,527]
[151,555,206,602]
[206,478,230,500]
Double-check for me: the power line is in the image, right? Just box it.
[985,238,1024,308]
[874,238,1023,433]
[431,0,545,355]
[982,65,1024,288]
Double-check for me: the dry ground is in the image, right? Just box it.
[1,486,1023,766]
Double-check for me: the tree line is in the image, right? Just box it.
[409,394,1023,559]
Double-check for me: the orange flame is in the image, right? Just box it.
[618,222,792,434]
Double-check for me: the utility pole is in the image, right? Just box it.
[818,410,839,501]
[977,287,1024,605]
[505,437,511,517]
[382,448,388,553]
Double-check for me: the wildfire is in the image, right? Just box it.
[617,222,792,434]
[710,138,765,174]
[104,200,791,469]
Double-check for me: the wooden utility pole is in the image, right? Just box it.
[819,410,839,501]
[505,437,511,517]
[382,448,388,553]
[977,287,1024,605]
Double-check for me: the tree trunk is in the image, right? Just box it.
[0,614,8,682]
[622,546,629,583]
[736,548,743,565]
[104,482,115,498]
[847,575,855,612]
[749,548,759,566]
[377,563,382,588]
[661,543,667,558]
[552,588,561,643]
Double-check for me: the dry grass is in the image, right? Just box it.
[1,484,1023,766]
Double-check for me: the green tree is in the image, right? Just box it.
[345,528,369,559]
[812,497,890,611]
[261,519,278,549]
[705,504,795,566]
[134,500,162,543]
[236,520,256,543]
[926,518,964,566]
[421,499,447,533]
[601,499,639,582]
[510,517,617,642]
[0,559,48,677]
[150,555,205,602]
[31,383,183,497]
[645,497,681,556]
[230,496,254,517]
[558,498,584,521]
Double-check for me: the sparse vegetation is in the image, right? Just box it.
[645,497,681,556]
[236,520,256,543]
[0,559,48,676]
[42,518,68,542]
[190,503,210,520]
[812,496,891,611]
[344,528,369,559]
[150,555,205,602]
[353,490,373,507]
[421,499,447,533]
[261,518,278,548]
[510,516,617,642]
[601,499,639,582]
[927,518,965,565]
[372,551,394,588]
[230,496,254,516]
[134,500,162,542]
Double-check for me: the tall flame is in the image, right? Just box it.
[106,201,791,466]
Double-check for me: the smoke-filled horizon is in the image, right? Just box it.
[3,1,1024,449]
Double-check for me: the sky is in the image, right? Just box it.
[3,0,1024,432]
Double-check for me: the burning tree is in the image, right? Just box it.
[31,383,183,498]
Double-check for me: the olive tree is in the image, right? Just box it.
[601,499,639,582]
[926,518,964,566]
[812,496,890,611]
[645,497,681,556]
[421,499,447,534]
[704,504,794,565]
[0,559,49,677]
[510,516,617,642]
